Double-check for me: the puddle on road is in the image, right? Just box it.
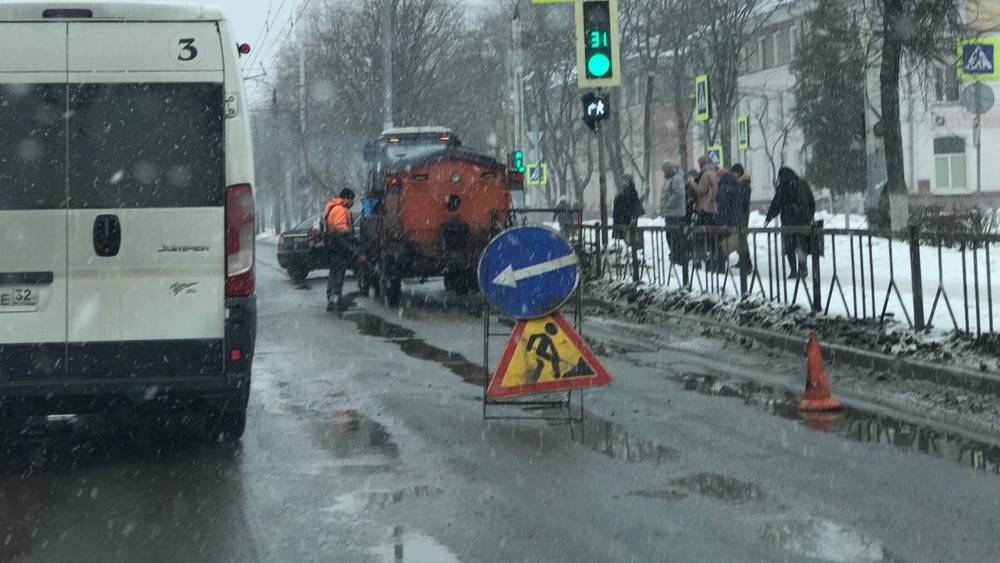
[571,416,678,466]
[308,409,400,473]
[626,489,688,502]
[348,313,486,386]
[329,486,444,515]
[762,517,891,562]
[348,312,677,466]
[670,472,764,504]
[381,526,461,563]
[681,373,1000,475]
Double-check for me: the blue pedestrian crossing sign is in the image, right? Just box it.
[706,145,725,168]
[958,38,1000,81]
[526,162,548,186]
[478,226,579,319]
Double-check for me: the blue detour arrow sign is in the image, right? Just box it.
[478,226,579,319]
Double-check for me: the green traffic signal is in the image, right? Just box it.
[582,1,614,80]
[513,150,525,173]
[587,53,611,78]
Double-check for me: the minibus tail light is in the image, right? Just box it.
[226,184,255,297]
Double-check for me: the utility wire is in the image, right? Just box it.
[248,0,313,100]
[243,0,291,75]
[241,0,273,71]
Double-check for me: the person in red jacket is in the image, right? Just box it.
[323,188,356,311]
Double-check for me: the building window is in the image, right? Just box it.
[934,137,967,190]
[762,33,775,69]
[789,25,799,59]
[934,65,960,102]
[776,27,791,65]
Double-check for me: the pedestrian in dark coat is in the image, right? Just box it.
[731,164,754,270]
[612,175,642,245]
[553,196,572,229]
[765,166,816,278]
[716,168,745,228]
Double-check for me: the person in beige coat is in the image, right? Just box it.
[692,156,720,270]
[693,155,719,224]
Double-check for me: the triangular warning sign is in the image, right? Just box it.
[488,313,612,399]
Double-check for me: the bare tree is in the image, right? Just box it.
[260,0,507,206]
[522,8,596,206]
[747,89,795,185]
[862,0,964,198]
[700,0,779,160]
[617,0,669,203]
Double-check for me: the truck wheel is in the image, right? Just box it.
[358,264,375,298]
[382,275,402,308]
[209,408,247,442]
[444,272,458,292]
[288,267,309,283]
[464,271,480,294]
[447,271,475,295]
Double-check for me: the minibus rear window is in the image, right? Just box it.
[0,84,67,210]
[68,82,225,208]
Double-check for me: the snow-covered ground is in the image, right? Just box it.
[582,213,999,336]
[256,229,278,245]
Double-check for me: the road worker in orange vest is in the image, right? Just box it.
[323,188,356,311]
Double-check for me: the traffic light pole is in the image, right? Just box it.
[597,122,609,246]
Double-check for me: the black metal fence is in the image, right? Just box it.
[576,223,999,337]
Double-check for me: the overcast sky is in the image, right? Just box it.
[158,0,493,86]
[166,0,494,50]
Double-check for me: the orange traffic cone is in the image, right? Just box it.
[798,332,843,412]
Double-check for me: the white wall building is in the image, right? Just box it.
[712,0,1000,207]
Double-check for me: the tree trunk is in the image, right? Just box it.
[880,1,906,197]
[642,72,655,207]
[608,99,626,192]
[672,64,690,173]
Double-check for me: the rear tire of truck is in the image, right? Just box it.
[382,275,402,308]
[445,271,476,295]
[209,408,247,442]
[357,264,373,298]
[288,267,309,283]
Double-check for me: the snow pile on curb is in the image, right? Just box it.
[587,279,1000,374]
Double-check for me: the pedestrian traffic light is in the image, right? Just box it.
[512,150,526,174]
[581,92,610,131]
[575,0,621,88]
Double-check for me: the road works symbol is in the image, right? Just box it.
[488,313,611,399]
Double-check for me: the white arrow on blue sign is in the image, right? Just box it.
[478,226,579,319]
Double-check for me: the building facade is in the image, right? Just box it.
[708,0,1000,207]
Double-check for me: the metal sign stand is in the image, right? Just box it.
[481,207,587,424]
[481,294,585,423]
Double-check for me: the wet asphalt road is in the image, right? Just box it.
[2,242,1000,562]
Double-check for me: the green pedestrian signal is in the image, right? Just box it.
[576,0,621,88]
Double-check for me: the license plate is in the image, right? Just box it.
[0,286,39,312]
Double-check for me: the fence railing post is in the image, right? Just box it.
[630,227,641,283]
[739,227,750,296]
[594,226,603,279]
[681,226,691,287]
[909,224,926,330]
[811,221,823,313]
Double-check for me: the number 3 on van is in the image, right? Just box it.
[176,37,198,62]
